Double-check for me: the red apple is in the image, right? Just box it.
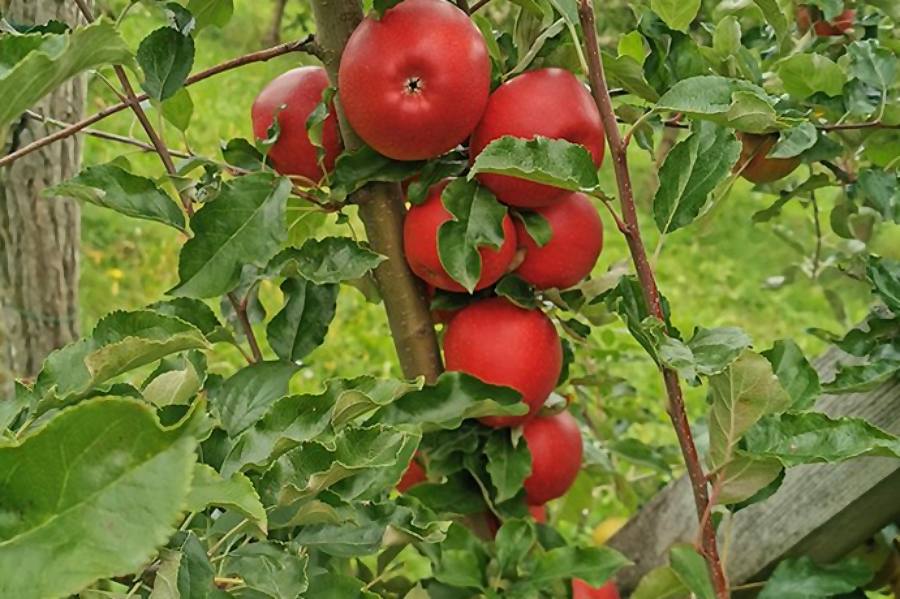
[404,181,517,292]
[443,297,562,427]
[469,68,605,208]
[338,0,490,160]
[514,192,604,289]
[251,66,341,181]
[522,410,583,505]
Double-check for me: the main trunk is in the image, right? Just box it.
[0,0,85,384]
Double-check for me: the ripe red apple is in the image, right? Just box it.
[443,298,562,427]
[251,66,342,181]
[397,457,427,492]
[796,5,855,36]
[469,68,605,208]
[528,504,547,524]
[735,133,801,183]
[572,579,621,599]
[522,410,582,505]
[404,181,517,292]
[338,0,490,160]
[514,192,603,289]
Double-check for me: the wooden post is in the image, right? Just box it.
[607,348,900,592]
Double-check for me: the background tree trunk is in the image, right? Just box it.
[0,0,85,383]
[266,0,289,46]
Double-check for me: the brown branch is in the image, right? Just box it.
[75,0,263,364]
[577,2,729,597]
[309,0,442,383]
[24,110,193,158]
[1,35,319,169]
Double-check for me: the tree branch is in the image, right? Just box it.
[816,120,900,131]
[308,1,442,383]
[74,0,263,365]
[577,2,729,596]
[0,35,319,169]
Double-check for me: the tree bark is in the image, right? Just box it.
[309,1,443,383]
[1,0,85,381]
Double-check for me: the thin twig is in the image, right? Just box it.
[74,0,263,365]
[1,35,318,169]
[810,189,822,278]
[816,119,899,131]
[577,2,729,597]
[820,160,855,184]
[24,110,192,158]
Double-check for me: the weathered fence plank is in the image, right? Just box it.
[607,348,900,593]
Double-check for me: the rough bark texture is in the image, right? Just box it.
[1,0,84,381]
[309,0,443,382]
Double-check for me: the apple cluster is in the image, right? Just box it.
[252,1,619,594]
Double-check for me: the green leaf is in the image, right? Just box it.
[777,54,846,99]
[46,163,186,231]
[712,16,741,57]
[0,398,197,599]
[150,533,215,599]
[268,238,385,285]
[823,356,900,393]
[211,360,299,436]
[221,137,266,171]
[708,351,791,469]
[137,27,195,101]
[223,542,308,598]
[687,326,752,376]
[495,519,536,578]
[653,121,741,234]
[142,351,206,407]
[867,256,900,313]
[330,145,423,201]
[159,87,194,132]
[150,297,232,343]
[406,152,469,205]
[485,431,532,502]
[759,556,873,599]
[608,438,671,473]
[469,135,600,193]
[186,464,267,533]
[670,545,715,599]
[651,0,700,32]
[374,372,527,431]
[265,425,419,503]
[751,0,788,46]
[305,573,379,599]
[86,310,210,387]
[743,412,900,466]
[632,566,690,599]
[437,179,509,292]
[186,0,235,30]
[494,274,539,309]
[715,453,783,505]
[767,123,818,159]
[267,278,338,363]
[858,168,899,223]
[847,40,897,92]
[762,339,820,410]
[514,210,552,247]
[526,546,629,587]
[170,173,290,298]
[656,76,773,122]
[0,20,132,136]
[601,52,661,101]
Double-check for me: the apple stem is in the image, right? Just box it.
[576,1,730,596]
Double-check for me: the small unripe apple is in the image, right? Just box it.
[469,68,605,208]
[514,192,603,289]
[572,579,621,599]
[396,457,426,492]
[522,410,582,505]
[404,181,517,292]
[251,66,341,181]
[735,133,801,184]
[443,297,562,427]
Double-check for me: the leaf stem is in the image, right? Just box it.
[228,292,262,363]
[577,2,729,596]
